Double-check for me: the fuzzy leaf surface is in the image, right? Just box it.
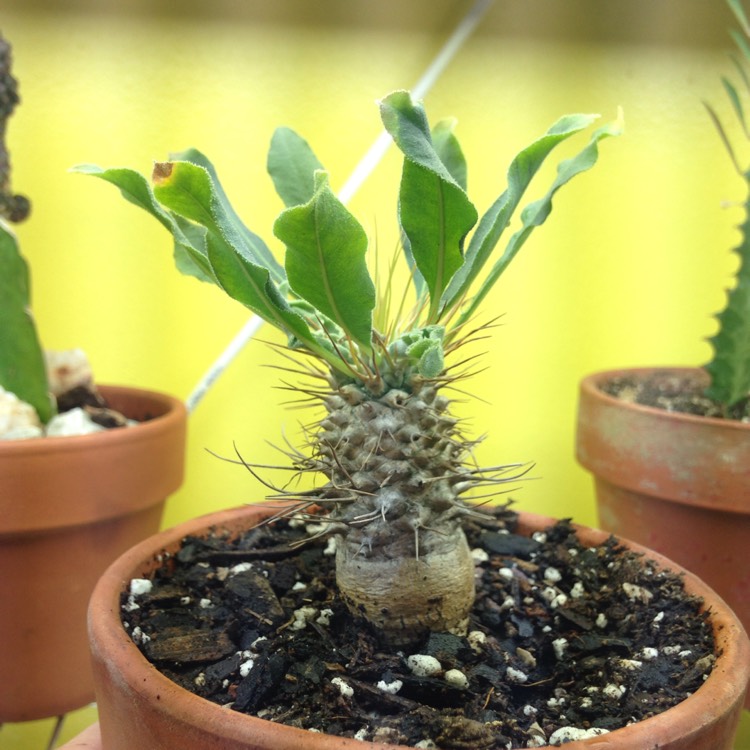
[449,113,622,324]
[171,148,284,283]
[0,224,53,423]
[267,127,325,208]
[72,163,216,283]
[151,161,324,356]
[274,171,375,349]
[380,91,478,321]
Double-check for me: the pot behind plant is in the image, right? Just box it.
[0,385,186,722]
[87,503,749,750]
[576,366,750,710]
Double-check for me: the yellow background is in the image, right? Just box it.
[1,0,748,746]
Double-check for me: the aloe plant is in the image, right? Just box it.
[78,91,620,643]
[704,0,750,411]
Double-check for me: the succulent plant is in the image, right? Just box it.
[703,0,750,411]
[0,32,52,426]
[78,91,620,643]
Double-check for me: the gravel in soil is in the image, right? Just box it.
[121,506,715,749]
[601,370,750,421]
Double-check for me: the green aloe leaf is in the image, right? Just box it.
[0,223,53,423]
[72,163,216,283]
[445,113,622,323]
[274,171,375,349]
[380,90,478,323]
[705,195,750,409]
[267,127,325,208]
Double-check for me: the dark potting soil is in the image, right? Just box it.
[121,506,715,749]
[601,370,750,421]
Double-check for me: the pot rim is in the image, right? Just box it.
[580,366,750,432]
[0,384,187,534]
[89,504,750,750]
[0,384,186,457]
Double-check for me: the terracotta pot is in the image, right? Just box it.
[86,503,750,750]
[0,385,187,722]
[576,366,750,707]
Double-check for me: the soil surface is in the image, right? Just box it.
[601,369,750,421]
[121,506,715,748]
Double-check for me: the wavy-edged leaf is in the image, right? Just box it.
[456,114,623,326]
[274,171,375,349]
[267,127,325,208]
[441,113,611,319]
[151,161,333,362]
[172,147,284,283]
[72,163,215,283]
[380,90,478,322]
[0,223,53,423]
[432,118,468,191]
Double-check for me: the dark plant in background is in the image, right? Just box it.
[0,33,52,425]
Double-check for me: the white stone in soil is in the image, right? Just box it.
[46,407,105,437]
[603,683,626,700]
[548,726,609,744]
[552,638,568,660]
[640,647,659,661]
[291,606,318,630]
[0,386,43,439]
[506,667,528,684]
[444,669,468,689]
[543,566,562,583]
[471,547,489,564]
[331,677,354,698]
[129,578,153,596]
[467,630,486,652]
[239,658,254,677]
[376,678,403,694]
[407,654,442,677]
[45,348,93,396]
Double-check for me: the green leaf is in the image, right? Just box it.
[0,223,53,423]
[705,193,750,408]
[267,127,325,208]
[172,148,285,283]
[431,118,468,191]
[274,171,375,349]
[380,91,478,322]
[151,161,327,350]
[72,163,216,283]
[444,112,622,323]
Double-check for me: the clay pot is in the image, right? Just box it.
[0,385,187,722]
[83,503,749,750]
[576,366,750,707]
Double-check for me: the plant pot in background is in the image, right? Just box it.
[576,366,750,708]
[84,504,749,750]
[0,385,187,723]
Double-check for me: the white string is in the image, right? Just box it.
[186,0,495,414]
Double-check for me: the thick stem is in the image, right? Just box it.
[335,523,475,646]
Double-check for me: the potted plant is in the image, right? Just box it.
[0,33,187,724]
[67,91,749,748]
[575,0,750,697]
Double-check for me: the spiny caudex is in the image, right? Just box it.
[77,92,620,644]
